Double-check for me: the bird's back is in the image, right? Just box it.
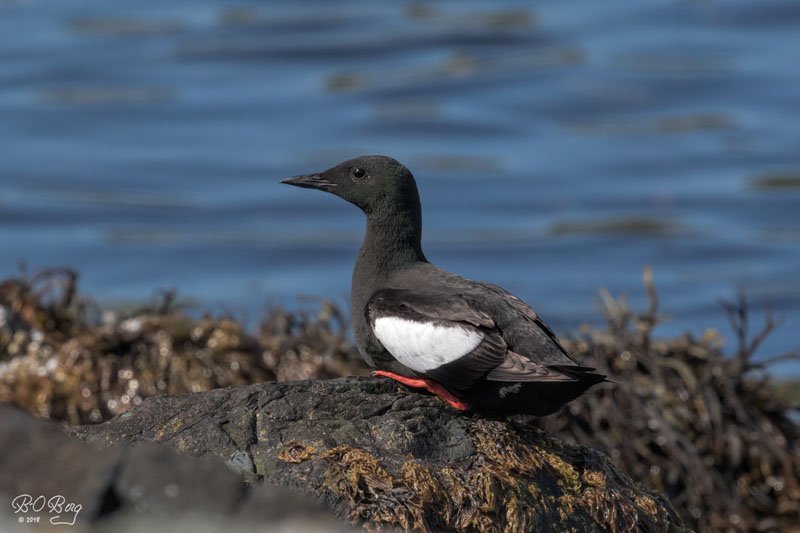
[388,263,578,368]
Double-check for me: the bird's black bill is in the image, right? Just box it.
[280,173,335,190]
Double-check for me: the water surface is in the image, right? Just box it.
[1,0,799,373]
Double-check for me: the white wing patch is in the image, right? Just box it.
[373,316,484,372]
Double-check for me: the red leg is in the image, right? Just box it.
[372,370,471,411]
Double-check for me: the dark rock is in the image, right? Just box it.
[73,377,686,532]
[0,404,352,532]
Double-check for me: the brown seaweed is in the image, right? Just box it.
[0,269,365,424]
[537,268,800,532]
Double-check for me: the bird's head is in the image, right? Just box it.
[281,155,420,215]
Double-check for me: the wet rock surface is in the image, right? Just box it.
[73,377,684,532]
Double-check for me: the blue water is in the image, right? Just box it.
[1,0,799,374]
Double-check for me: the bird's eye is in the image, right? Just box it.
[351,167,367,180]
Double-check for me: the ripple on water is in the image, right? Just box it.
[749,172,800,190]
[548,217,696,237]
[68,16,185,36]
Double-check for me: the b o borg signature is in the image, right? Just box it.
[10,494,82,526]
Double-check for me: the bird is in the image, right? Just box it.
[281,155,606,415]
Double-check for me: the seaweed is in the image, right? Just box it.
[537,267,800,531]
[275,420,680,532]
[0,269,364,424]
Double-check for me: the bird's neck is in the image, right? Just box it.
[352,207,426,299]
[358,208,426,270]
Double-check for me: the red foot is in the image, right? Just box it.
[372,370,471,411]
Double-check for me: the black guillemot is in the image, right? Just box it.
[282,155,606,415]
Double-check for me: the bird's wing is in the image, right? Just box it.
[366,288,575,390]
[368,287,495,328]
[477,281,581,366]
[484,351,579,382]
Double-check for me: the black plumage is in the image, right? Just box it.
[282,155,606,415]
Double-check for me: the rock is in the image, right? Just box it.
[0,404,353,532]
[73,377,685,532]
